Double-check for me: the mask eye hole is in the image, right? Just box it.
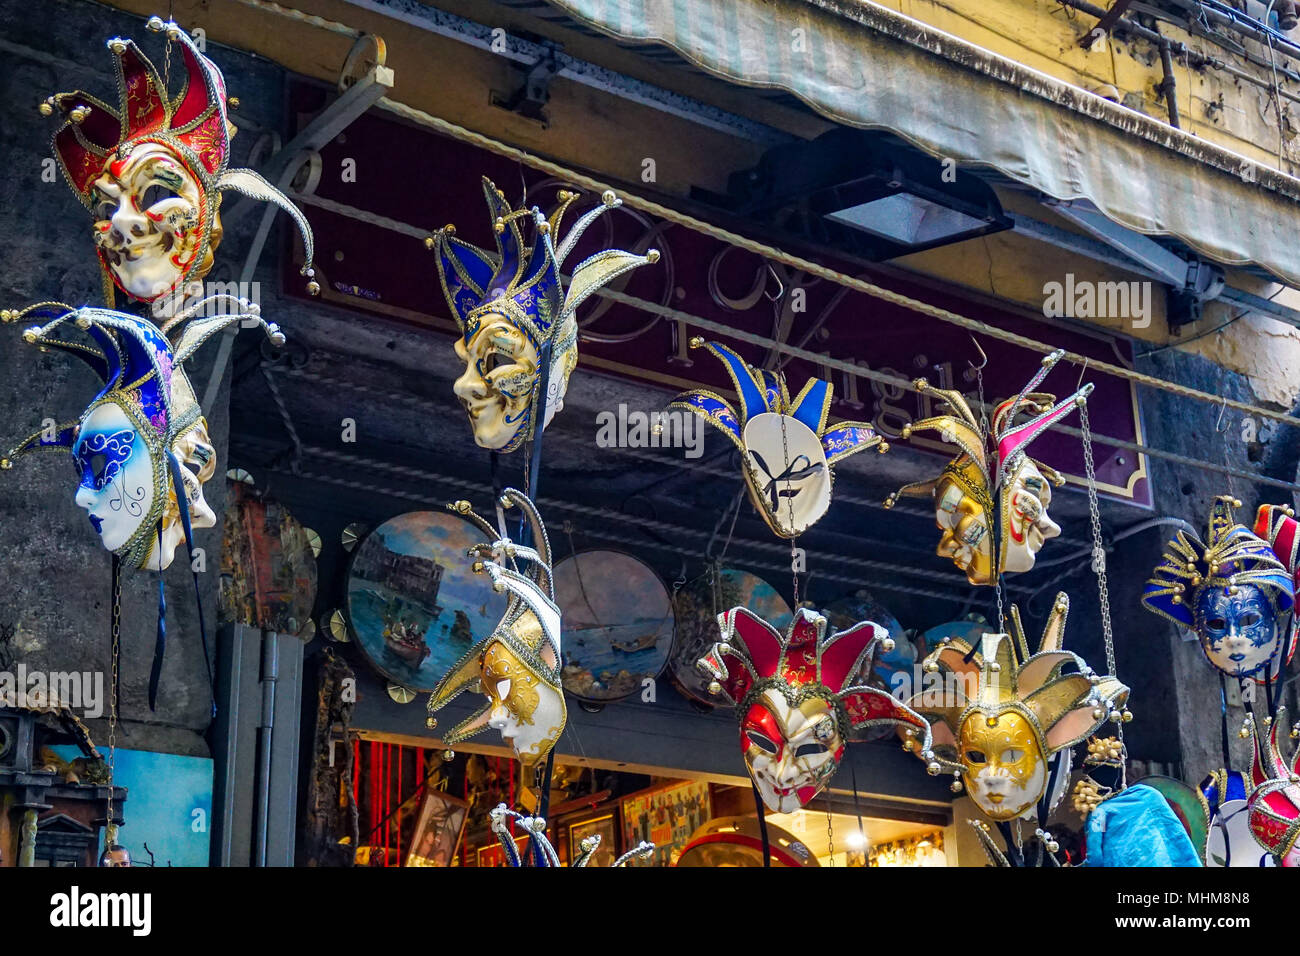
[793,742,827,759]
[746,731,779,754]
[140,183,180,209]
[965,749,987,764]
[88,452,107,482]
[483,351,509,374]
[1000,748,1024,763]
[1239,612,1262,628]
[1207,617,1228,632]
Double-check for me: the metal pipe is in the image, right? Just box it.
[1059,0,1300,105]
[1157,27,1183,127]
[253,631,279,867]
[1163,0,1300,58]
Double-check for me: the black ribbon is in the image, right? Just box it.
[149,521,166,712]
[167,453,217,719]
[749,450,823,514]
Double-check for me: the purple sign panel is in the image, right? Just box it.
[283,84,1148,506]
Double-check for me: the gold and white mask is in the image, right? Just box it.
[886,349,1090,585]
[425,489,565,765]
[430,179,658,453]
[906,593,1128,821]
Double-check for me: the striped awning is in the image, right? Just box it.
[540,0,1300,287]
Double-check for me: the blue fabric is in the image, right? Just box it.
[1084,784,1202,867]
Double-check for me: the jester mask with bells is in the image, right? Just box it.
[2,298,282,571]
[488,804,655,867]
[698,606,932,812]
[1142,496,1295,681]
[906,594,1129,821]
[885,349,1092,585]
[668,341,887,538]
[426,489,565,764]
[1244,709,1300,866]
[430,179,658,453]
[44,16,316,307]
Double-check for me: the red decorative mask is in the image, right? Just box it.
[699,607,931,812]
[46,17,315,306]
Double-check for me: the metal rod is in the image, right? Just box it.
[253,630,279,867]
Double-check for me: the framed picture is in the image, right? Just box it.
[404,788,469,867]
[567,812,618,867]
[620,779,712,867]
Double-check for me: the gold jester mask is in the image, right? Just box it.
[906,593,1128,821]
[426,489,565,765]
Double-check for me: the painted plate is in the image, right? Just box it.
[1133,774,1210,861]
[219,480,318,638]
[555,550,674,702]
[345,511,508,692]
[669,568,792,706]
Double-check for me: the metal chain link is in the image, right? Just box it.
[105,559,122,852]
[1079,401,1115,673]
[826,809,835,867]
[974,361,1005,631]
[1080,400,1127,787]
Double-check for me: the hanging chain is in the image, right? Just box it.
[1080,400,1127,787]
[776,365,800,609]
[1079,401,1114,674]
[825,809,835,867]
[105,559,122,851]
[974,361,1004,630]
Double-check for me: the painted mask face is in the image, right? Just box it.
[452,314,545,451]
[958,709,1047,820]
[480,635,564,764]
[934,465,994,585]
[90,142,214,302]
[1194,584,1280,678]
[741,690,843,813]
[1001,458,1061,575]
[72,402,157,554]
[741,413,831,538]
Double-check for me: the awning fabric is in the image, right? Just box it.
[542,0,1300,286]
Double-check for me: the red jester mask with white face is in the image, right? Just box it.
[742,690,843,813]
[90,142,214,302]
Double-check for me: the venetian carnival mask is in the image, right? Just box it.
[907,594,1129,821]
[430,179,658,453]
[426,489,566,764]
[45,17,316,306]
[488,804,654,867]
[2,297,281,571]
[1244,709,1300,866]
[699,606,932,812]
[1201,770,1274,867]
[670,340,887,538]
[886,349,1091,585]
[1143,497,1294,681]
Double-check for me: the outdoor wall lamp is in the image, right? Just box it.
[703,129,1012,261]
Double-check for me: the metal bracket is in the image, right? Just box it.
[202,58,395,412]
[491,45,560,125]
[1078,0,1135,48]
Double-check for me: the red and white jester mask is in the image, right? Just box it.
[699,607,932,813]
